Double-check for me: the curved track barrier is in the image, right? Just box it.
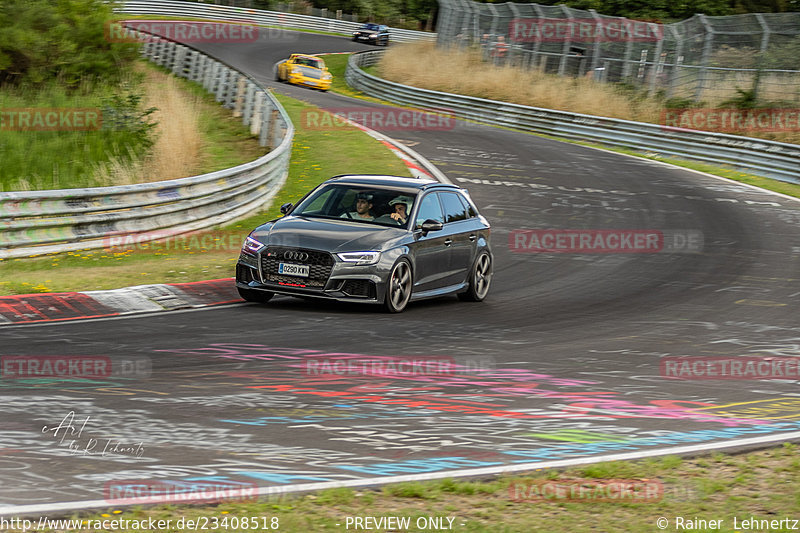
[0,28,293,259]
[346,50,800,185]
[118,0,435,42]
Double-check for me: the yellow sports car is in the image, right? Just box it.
[275,54,332,91]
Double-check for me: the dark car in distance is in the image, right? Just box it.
[352,23,390,46]
[236,175,492,312]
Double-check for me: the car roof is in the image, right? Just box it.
[326,174,456,191]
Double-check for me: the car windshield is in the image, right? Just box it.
[296,57,322,68]
[292,184,417,228]
[361,23,380,30]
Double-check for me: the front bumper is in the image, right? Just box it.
[287,74,332,90]
[236,247,386,304]
[354,34,379,43]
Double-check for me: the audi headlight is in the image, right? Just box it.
[242,236,265,255]
[337,251,380,265]
[369,33,378,38]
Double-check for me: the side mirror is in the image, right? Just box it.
[419,219,443,235]
[280,203,293,215]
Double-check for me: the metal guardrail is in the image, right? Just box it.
[346,50,800,185]
[118,0,436,42]
[0,28,294,259]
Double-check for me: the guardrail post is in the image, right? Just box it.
[188,51,201,82]
[259,98,272,147]
[167,42,178,71]
[251,91,264,136]
[205,62,217,93]
[215,67,228,103]
[142,37,154,60]
[243,83,256,126]
[225,72,239,109]
[152,39,163,63]
[271,109,281,149]
[158,41,169,67]
[233,76,247,118]
[172,45,187,76]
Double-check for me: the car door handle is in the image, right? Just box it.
[444,239,453,246]
[469,234,477,241]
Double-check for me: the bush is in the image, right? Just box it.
[0,0,139,87]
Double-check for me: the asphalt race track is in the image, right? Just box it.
[1,29,800,514]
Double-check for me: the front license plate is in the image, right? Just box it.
[305,80,318,86]
[278,262,309,278]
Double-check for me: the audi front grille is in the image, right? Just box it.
[260,246,334,288]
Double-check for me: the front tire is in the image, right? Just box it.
[383,259,412,313]
[238,286,274,304]
[458,251,492,302]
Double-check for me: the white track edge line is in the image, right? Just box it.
[5,430,800,517]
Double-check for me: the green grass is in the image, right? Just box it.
[0,91,411,295]
[0,74,151,191]
[10,446,800,532]
[162,64,266,173]
[321,53,398,107]
[0,60,268,192]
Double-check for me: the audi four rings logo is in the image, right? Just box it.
[284,251,309,261]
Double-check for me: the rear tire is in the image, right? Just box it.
[238,286,274,304]
[458,251,492,302]
[383,259,412,313]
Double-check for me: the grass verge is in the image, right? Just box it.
[11,444,800,532]
[0,60,266,191]
[377,42,800,146]
[333,45,800,199]
[0,72,150,191]
[0,91,410,296]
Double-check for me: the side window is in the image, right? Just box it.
[457,193,477,218]
[415,193,444,227]
[439,192,468,223]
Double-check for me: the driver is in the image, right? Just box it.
[341,192,374,221]
[389,195,413,224]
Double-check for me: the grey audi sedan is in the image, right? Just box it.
[236,175,492,312]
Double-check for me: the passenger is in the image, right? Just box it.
[342,192,374,221]
[389,195,413,224]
